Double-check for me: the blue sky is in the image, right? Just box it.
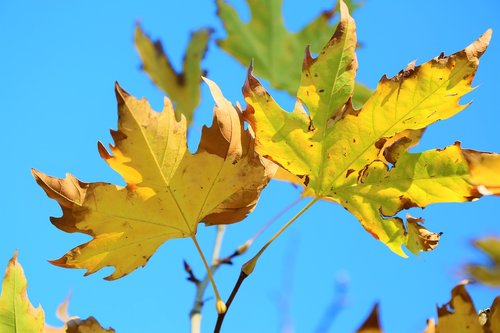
[1,1,499,332]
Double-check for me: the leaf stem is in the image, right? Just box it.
[242,197,319,275]
[190,226,226,333]
[191,235,225,313]
[214,197,319,332]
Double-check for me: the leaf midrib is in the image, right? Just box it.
[123,98,195,235]
[317,13,353,193]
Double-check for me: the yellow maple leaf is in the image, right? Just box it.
[33,79,273,281]
[243,1,499,256]
[430,281,499,333]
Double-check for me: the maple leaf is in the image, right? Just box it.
[243,1,499,256]
[467,237,500,287]
[0,251,45,333]
[216,0,371,107]
[33,79,272,280]
[358,282,499,333]
[430,281,499,332]
[135,24,211,126]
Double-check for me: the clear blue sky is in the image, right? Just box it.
[1,1,499,332]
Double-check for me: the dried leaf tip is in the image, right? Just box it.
[302,45,315,70]
[10,249,19,263]
[465,29,492,60]
[338,0,350,18]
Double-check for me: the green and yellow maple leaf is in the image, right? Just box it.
[467,237,500,287]
[0,252,45,333]
[216,0,371,106]
[243,1,499,256]
[135,24,211,126]
[33,79,273,280]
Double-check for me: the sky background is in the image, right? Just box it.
[1,1,499,332]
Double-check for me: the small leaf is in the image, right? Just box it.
[467,237,500,287]
[135,24,211,126]
[356,304,383,333]
[0,251,45,333]
[244,2,498,255]
[216,0,370,104]
[65,317,115,333]
[33,79,272,280]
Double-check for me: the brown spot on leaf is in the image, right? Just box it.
[297,174,310,186]
[346,169,355,178]
[375,138,387,149]
[399,196,419,210]
[308,120,315,132]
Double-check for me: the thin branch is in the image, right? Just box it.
[213,271,249,333]
[314,273,349,333]
[276,236,299,333]
[214,198,319,333]
[211,225,226,264]
[188,196,304,333]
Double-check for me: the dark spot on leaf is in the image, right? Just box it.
[318,89,325,93]
[346,169,355,178]
[399,196,419,210]
[314,73,318,77]
[465,187,483,201]
[375,138,387,149]
[308,121,315,132]
[297,174,310,186]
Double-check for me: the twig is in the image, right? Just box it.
[211,225,226,264]
[276,236,299,333]
[188,196,304,333]
[314,273,349,333]
[214,198,319,333]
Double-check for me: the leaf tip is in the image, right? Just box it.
[11,249,19,263]
[49,256,70,269]
[97,141,111,160]
[465,29,492,60]
[338,0,350,17]
[302,45,315,71]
